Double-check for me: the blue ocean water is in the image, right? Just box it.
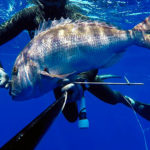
[0,0,150,150]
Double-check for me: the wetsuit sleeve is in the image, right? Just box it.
[0,7,37,45]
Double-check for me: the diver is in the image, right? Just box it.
[0,0,150,125]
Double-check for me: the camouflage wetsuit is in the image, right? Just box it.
[0,2,149,122]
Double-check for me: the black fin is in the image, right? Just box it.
[124,96,150,121]
[62,102,78,122]
[133,101,150,121]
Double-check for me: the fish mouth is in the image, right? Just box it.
[9,80,23,100]
[9,90,18,99]
[9,84,33,101]
[9,87,22,100]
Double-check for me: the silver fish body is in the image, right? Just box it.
[10,20,133,100]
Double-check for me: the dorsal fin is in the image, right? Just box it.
[51,17,72,27]
[34,18,119,38]
[34,18,52,36]
[34,18,72,37]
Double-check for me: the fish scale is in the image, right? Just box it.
[10,16,150,100]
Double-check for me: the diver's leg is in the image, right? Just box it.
[87,77,119,105]
[78,69,119,104]
[54,87,78,122]
[123,96,150,121]
[87,76,150,121]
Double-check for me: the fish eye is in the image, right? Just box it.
[13,67,18,75]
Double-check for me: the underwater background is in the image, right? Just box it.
[0,0,150,149]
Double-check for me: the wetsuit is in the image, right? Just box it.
[0,4,87,42]
[0,2,150,122]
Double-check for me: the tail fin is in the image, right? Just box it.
[132,16,150,49]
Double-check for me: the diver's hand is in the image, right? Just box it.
[0,68,9,89]
[61,82,83,102]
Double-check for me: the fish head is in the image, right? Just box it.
[9,56,39,100]
[9,60,57,100]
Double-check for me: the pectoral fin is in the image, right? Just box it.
[40,71,75,79]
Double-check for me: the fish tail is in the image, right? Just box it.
[131,16,150,49]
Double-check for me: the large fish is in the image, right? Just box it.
[9,17,150,100]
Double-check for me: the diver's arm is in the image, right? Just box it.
[0,7,37,45]
[0,7,38,88]
[0,66,9,88]
[0,59,9,88]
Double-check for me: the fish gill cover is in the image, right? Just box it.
[0,0,150,150]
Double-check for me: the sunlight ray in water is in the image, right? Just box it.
[0,0,27,21]
[70,0,150,27]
